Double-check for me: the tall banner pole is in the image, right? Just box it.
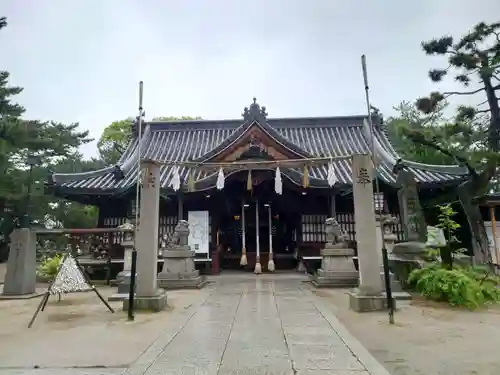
[129,81,144,322]
[361,55,394,324]
[267,205,275,271]
[254,201,262,274]
[240,201,248,266]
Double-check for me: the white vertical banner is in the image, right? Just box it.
[188,211,210,255]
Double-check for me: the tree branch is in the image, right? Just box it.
[443,87,485,96]
[112,142,125,154]
[476,109,492,115]
[406,133,477,177]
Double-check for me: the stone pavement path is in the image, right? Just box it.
[124,276,388,375]
[0,275,389,375]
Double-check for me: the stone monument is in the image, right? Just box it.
[1,229,39,298]
[157,220,207,289]
[396,168,427,242]
[390,167,429,286]
[311,217,358,287]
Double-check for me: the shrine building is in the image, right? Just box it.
[48,99,469,271]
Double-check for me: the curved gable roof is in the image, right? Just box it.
[50,99,469,194]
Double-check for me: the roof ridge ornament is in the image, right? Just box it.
[242,97,268,123]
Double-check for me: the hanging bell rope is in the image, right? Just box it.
[247,170,252,191]
[302,165,309,188]
[216,167,225,190]
[274,167,283,195]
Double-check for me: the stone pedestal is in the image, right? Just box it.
[158,247,206,289]
[116,244,134,293]
[2,229,37,296]
[312,246,358,288]
[390,241,427,289]
[157,220,206,289]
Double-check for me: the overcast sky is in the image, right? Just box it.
[2,1,499,159]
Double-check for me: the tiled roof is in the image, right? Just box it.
[51,104,469,193]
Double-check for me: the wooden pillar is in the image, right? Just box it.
[330,193,336,217]
[178,194,184,221]
[211,206,221,274]
[490,205,499,264]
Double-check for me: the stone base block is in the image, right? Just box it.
[0,289,45,300]
[348,291,396,312]
[158,270,200,279]
[116,273,136,294]
[380,271,402,293]
[311,270,358,288]
[157,275,207,290]
[122,289,168,312]
[108,293,129,302]
[162,248,194,259]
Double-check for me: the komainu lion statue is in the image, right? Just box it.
[168,220,190,248]
[325,217,348,245]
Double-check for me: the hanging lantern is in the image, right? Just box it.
[247,170,252,191]
[187,169,195,192]
[274,167,283,195]
[302,165,309,188]
[170,166,181,191]
[327,161,337,187]
[216,168,225,190]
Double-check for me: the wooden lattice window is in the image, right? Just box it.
[159,216,178,247]
[335,213,355,242]
[103,217,128,244]
[301,214,327,242]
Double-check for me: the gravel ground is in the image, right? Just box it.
[313,288,500,375]
[0,282,212,369]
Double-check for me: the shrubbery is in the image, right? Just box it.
[407,204,500,309]
[36,254,62,280]
[408,263,500,309]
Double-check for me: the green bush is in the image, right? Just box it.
[37,254,62,280]
[408,263,500,309]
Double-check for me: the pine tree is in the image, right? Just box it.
[0,17,93,259]
[413,21,500,264]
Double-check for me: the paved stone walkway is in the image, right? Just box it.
[125,276,388,375]
[0,275,390,375]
